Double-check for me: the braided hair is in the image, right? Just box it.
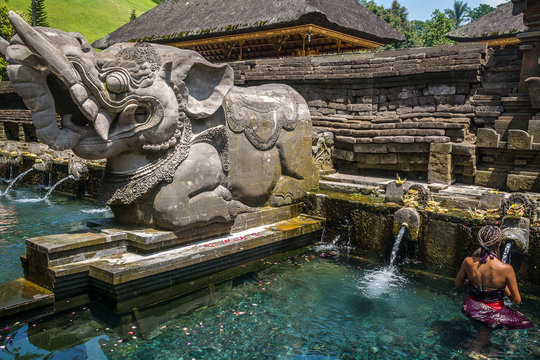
[473,225,503,259]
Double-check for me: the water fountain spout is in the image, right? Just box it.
[68,155,88,181]
[393,207,421,241]
[500,193,533,270]
[32,153,53,173]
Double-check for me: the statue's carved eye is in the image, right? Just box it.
[105,71,130,93]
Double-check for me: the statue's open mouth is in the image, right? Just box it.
[4,11,156,151]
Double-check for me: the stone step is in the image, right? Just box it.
[319,180,382,195]
[321,173,393,187]
[431,194,480,210]
[0,278,54,320]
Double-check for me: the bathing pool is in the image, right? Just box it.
[0,185,538,359]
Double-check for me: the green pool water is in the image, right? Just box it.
[0,184,538,359]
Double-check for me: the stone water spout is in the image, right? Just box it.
[68,155,88,181]
[0,148,22,166]
[393,207,421,241]
[500,193,535,270]
[32,153,52,173]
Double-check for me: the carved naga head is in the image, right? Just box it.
[0,12,233,160]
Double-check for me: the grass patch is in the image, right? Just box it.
[2,0,157,44]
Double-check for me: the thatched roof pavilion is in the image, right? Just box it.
[93,0,404,62]
[447,2,527,48]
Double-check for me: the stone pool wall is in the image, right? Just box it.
[304,192,540,285]
[230,44,540,191]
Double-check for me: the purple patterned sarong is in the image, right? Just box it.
[462,296,534,329]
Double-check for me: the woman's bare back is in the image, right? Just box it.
[456,256,521,304]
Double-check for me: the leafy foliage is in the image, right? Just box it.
[27,0,48,27]
[359,0,414,49]
[0,4,11,80]
[468,4,495,21]
[423,10,455,47]
[359,0,458,49]
[130,8,136,22]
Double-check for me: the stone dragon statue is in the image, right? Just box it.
[0,12,317,231]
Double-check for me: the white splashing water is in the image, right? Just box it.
[44,176,73,199]
[358,266,408,299]
[0,168,33,197]
[501,242,512,264]
[81,207,112,214]
[357,225,408,299]
[313,235,341,252]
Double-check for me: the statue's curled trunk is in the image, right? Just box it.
[4,11,82,150]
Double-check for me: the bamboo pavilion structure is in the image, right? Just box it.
[93,0,405,62]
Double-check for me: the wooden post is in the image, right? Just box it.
[302,32,306,57]
[238,40,244,61]
[337,39,342,53]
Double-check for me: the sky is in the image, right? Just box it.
[373,0,509,21]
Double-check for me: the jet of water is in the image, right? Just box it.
[389,225,407,267]
[0,168,33,198]
[501,242,512,264]
[44,175,73,199]
[14,175,74,203]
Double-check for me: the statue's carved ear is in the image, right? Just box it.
[181,60,234,119]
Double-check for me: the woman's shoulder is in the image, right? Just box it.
[460,256,477,269]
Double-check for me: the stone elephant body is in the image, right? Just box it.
[2,13,317,231]
[113,83,317,230]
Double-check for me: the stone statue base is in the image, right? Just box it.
[22,206,323,304]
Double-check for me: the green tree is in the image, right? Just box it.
[359,0,412,49]
[27,0,48,27]
[130,8,136,22]
[408,20,427,48]
[0,4,12,81]
[424,10,455,47]
[444,0,470,28]
[468,4,495,21]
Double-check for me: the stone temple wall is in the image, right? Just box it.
[0,82,35,142]
[231,43,539,191]
[0,43,538,191]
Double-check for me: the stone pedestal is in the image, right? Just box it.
[22,205,324,304]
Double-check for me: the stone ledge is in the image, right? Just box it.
[0,278,54,319]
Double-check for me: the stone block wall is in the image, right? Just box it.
[0,82,35,142]
[231,43,539,190]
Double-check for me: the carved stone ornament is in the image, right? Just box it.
[224,87,298,150]
[312,130,334,171]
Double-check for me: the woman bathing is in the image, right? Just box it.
[455,225,533,329]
